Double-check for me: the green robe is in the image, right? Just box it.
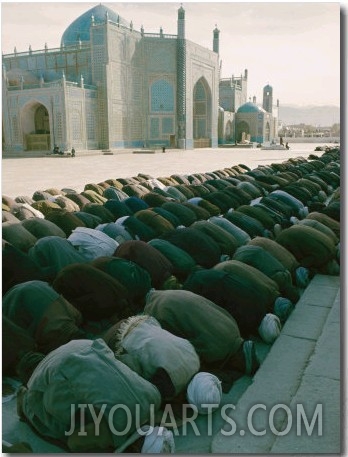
[144,289,243,367]
[22,339,161,450]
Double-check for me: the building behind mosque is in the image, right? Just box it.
[2,3,279,154]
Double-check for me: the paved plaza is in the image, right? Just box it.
[2,144,324,200]
[2,144,342,453]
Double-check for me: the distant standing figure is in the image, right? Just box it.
[162,146,166,153]
[280,137,284,146]
[71,147,75,157]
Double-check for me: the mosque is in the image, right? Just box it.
[2,3,279,153]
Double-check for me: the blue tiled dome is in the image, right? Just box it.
[61,4,129,46]
[237,102,265,114]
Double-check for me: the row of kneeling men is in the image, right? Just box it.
[2,147,340,453]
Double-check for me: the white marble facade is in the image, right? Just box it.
[2,4,220,153]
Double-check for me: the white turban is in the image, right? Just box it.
[68,227,118,260]
[258,313,281,344]
[141,426,175,453]
[295,266,310,288]
[21,203,45,219]
[186,372,222,415]
[298,206,309,218]
[290,216,300,225]
[115,215,130,225]
[274,297,294,323]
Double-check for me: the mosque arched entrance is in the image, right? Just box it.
[236,121,250,143]
[193,77,212,148]
[20,101,51,151]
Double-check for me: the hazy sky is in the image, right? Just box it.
[1,1,341,106]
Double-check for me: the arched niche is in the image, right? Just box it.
[20,101,51,151]
[193,77,212,148]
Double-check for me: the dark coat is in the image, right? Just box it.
[134,209,175,237]
[191,220,239,257]
[144,289,243,366]
[92,256,152,309]
[224,211,266,238]
[160,227,221,268]
[276,225,336,269]
[2,242,48,294]
[3,280,83,354]
[183,268,270,338]
[115,240,173,288]
[148,238,197,280]
[53,263,132,321]
[21,217,66,239]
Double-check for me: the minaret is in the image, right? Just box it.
[177,4,185,39]
[213,25,220,54]
[177,4,186,148]
[263,84,273,113]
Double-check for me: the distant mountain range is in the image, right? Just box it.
[278,105,340,126]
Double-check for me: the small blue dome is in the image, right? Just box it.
[61,4,129,47]
[237,102,264,114]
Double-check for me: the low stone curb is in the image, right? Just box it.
[211,274,340,454]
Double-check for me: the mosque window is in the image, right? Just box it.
[193,79,209,139]
[150,80,174,113]
[194,81,206,101]
[150,117,160,138]
[194,102,206,116]
[35,105,50,133]
[162,117,174,134]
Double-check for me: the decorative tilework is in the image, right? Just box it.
[12,115,19,142]
[162,117,174,134]
[86,112,96,139]
[71,110,81,140]
[56,112,63,141]
[151,80,174,112]
[93,30,105,46]
[150,117,160,138]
